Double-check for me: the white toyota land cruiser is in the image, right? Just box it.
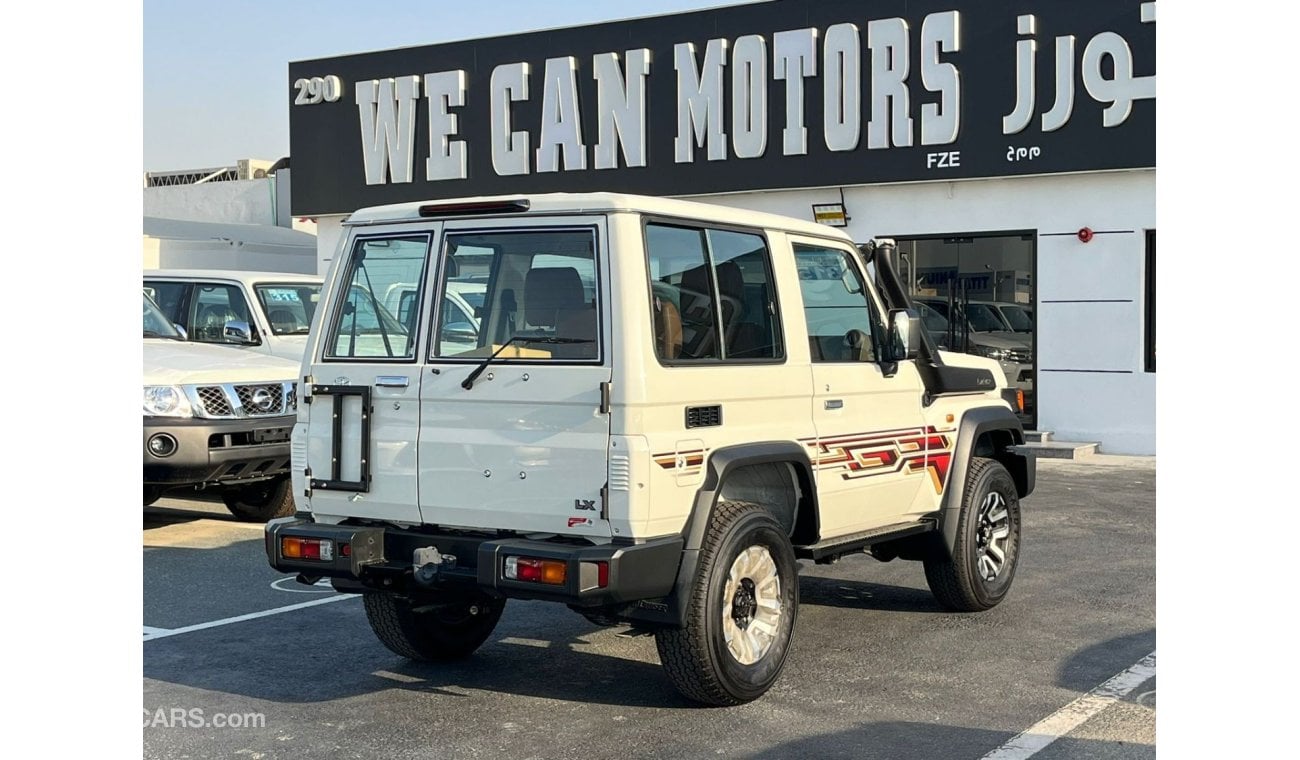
[265,194,1034,705]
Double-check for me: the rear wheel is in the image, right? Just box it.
[654,501,798,705]
[143,486,165,507]
[364,592,505,661]
[221,477,296,522]
[924,457,1022,611]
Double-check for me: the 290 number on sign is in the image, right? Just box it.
[293,75,343,105]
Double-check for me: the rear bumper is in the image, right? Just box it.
[144,415,294,487]
[264,517,684,607]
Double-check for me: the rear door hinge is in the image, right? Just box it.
[599,381,612,415]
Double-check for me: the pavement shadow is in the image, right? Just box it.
[799,575,945,614]
[144,506,228,529]
[143,602,693,709]
[743,720,1154,760]
[1056,627,1156,692]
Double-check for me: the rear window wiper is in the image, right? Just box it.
[460,336,594,390]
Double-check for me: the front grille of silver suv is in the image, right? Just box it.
[187,381,298,419]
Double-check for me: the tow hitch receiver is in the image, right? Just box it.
[413,547,457,586]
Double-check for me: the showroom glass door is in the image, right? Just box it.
[893,233,1036,428]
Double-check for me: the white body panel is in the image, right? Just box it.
[142,338,298,385]
[297,193,1011,542]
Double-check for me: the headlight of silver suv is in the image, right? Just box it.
[143,385,194,417]
[971,345,1008,361]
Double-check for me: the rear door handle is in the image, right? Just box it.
[375,376,410,388]
[824,399,843,410]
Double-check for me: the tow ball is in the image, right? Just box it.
[413,546,457,586]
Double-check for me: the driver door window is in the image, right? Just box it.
[793,244,882,362]
[189,283,255,345]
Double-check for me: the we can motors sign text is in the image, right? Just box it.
[288,0,1155,215]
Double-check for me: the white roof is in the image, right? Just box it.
[345,192,853,241]
[143,269,322,286]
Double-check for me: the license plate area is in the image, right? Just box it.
[253,426,292,444]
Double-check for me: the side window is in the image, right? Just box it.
[646,224,719,361]
[645,223,783,363]
[707,229,783,360]
[793,244,882,362]
[326,235,430,359]
[256,284,320,335]
[189,283,256,344]
[143,281,189,327]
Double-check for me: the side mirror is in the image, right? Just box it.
[441,322,478,343]
[172,324,188,340]
[223,320,255,344]
[887,308,921,361]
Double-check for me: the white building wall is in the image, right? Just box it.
[144,178,278,226]
[695,170,1156,454]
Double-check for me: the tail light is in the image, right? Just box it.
[282,536,334,561]
[503,556,567,585]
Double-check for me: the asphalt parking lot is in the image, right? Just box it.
[143,456,1155,760]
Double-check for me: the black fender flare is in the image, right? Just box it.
[623,441,816,628]
[938,405,1034,558]
[681,441,817,552]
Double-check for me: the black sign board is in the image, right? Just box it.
[288,0,1155,216]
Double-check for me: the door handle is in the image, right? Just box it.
[824,399,844,410]
[375,376,410,388]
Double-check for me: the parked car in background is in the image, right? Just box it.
[992,302,1033,333]
[914,297,1033,406]
[143,292,302,521]
[143,270,323,362]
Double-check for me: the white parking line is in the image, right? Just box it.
[143,595,357,642]
[981,651,1156,759]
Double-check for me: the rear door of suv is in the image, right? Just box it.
[417,218,613,537]
[302,226,440,524]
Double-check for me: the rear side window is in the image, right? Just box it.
[326,235,430,360]
[256,284,320,335]
[645,223,782,363]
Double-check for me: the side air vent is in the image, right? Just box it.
[685,405,722,429]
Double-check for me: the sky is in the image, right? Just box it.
[143,0,760,171]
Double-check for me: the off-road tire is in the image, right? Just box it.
[924,457,1022,611]
[221,477,296,522]
[654,500,799,706]
[364,592,505,661]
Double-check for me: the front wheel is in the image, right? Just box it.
[221,477,296,522]
[364,592,504,661]
[924,457,1022,611]
[654,501,799,706]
